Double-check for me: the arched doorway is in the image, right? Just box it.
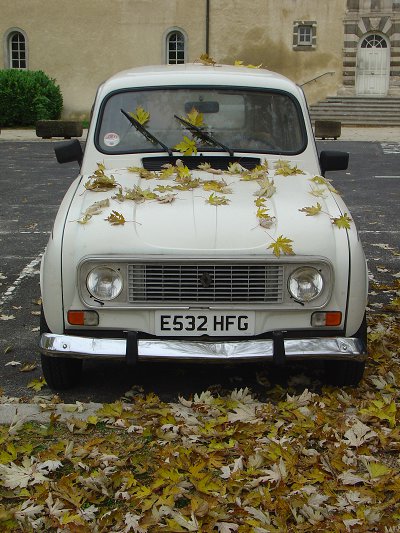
[356,34,390,96]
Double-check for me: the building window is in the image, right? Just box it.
[361,34,387,48]
[5,30,27,69]
[166,31,185,64]
[298,25,313,45]
[293,21,317,50]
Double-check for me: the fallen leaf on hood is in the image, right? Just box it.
[157,194,177,204]
[299,202,322,216]
[331,213,352,229]
[206,193,230,206]
[105,210,126,225]
[267,235,295,258]
[274,160,305,176]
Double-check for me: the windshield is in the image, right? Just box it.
[96,87,306,155]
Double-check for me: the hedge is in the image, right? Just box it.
[0,69,63,127]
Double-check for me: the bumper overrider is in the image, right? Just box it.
[39,332,367,365]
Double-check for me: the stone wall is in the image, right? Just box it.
[0,0,346,116]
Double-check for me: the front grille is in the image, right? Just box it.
[128,263,284,304]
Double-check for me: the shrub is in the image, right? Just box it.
[0,69,63,126]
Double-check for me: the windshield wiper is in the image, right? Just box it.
[174,115,234,157]
[121,108,172,156]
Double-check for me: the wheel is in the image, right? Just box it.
[324,313,367,387]
[40,306,82,390]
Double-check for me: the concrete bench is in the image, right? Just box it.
[314,120,341,140]
[36,120,83,139]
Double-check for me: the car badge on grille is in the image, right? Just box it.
[199,272,213,289]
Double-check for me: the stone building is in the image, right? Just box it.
[1,0,399,118]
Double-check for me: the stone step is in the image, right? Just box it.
[309,96,400,126]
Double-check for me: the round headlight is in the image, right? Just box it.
[87,267,123,301]
[288,267,324,303]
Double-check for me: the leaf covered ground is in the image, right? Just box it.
[0,309,399,532]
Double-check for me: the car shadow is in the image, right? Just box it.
[54,359,326,404]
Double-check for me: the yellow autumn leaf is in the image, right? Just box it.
[198,53,217,66]
[367,461,392,479]
[174,136,198,155]
[299,202,322,216]
[186,107,204,127]
[331,213,352,229]
[27,377,47,391]
[234,59,262,68]
[254,197,266,207]
[139,168,158,180]
[206,193,230,206]
[267,235,295,257]
[274,160,305,176]
[203,179,231,193]
[309,175,327,185]
[105,210,126,225]
[360,398,397,427]
[129,105,150,126]
[84,163,118,191]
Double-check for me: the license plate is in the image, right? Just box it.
[155,311,255,336]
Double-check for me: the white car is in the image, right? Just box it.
[39,64,368,389]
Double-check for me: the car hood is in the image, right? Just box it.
[63,165,347,259]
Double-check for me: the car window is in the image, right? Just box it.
[96,87,306,155]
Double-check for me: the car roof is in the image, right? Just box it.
[97,63,302,98]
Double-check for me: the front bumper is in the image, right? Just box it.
[39,333,367,363]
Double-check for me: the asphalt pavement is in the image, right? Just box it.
[0,128,399,421]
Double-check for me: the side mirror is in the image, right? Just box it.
[54,139,83,166]
[319,150,349,176]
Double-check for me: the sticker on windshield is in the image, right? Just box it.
[104,132,120,147]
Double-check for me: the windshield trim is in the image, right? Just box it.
[94,85,308,156]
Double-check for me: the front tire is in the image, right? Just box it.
[40,306,82,390]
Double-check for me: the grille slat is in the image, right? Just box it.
[128,263,284,304]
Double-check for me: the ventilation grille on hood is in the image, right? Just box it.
[142,156,260,171]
